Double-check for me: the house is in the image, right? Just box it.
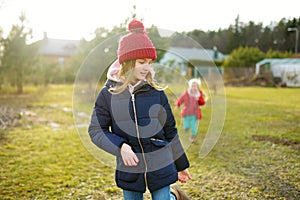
[159,47,227,78]
[255,58,300,87]
[38,33,79,67]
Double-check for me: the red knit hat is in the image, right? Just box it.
[117,19,157,64]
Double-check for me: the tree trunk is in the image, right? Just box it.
[17,71,23,94]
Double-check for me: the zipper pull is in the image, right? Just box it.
[131,94,135,102]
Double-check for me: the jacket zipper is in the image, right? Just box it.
[131,94,149,189]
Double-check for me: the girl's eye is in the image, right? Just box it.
[137,60,152,65]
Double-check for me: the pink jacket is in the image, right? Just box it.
[175,90,206,119]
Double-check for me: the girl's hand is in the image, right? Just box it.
[178,169,192,183]
[120,143,139,166]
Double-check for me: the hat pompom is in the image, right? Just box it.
[128,19,144,33]
[118,19,156,64]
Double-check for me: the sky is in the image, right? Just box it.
[0,0,299,41]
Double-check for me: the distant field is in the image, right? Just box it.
[0,84,299,199]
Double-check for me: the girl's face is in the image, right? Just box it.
[191,82,199,93]
[133,58,152,82]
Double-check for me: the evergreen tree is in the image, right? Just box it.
[1,13,39,93]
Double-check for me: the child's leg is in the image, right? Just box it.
[189,115,198,142]
[191,116,198,136]
[183,116,191,132]
[151,185,171,200]
[123,190,143,200]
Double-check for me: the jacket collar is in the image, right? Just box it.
[105,79,151,94]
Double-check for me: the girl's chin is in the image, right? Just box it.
[137,76,146,80]
[132,78,144,83]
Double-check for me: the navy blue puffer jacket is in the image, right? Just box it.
[88,80,189,193]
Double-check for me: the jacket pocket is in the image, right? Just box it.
[150,138,169,152]
[117,170,139,183]
[150,138,169,146]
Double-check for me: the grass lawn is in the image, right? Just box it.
[0,84,299,199]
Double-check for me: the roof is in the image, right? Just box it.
[256,58,300,66]
[39,38,79,56]
[160,47,227,64]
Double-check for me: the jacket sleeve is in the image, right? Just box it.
[88,88,126,156]
[175,91,185,107]
[159,91,190,171]
[198,90,206,106]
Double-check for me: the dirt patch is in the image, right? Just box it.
[252,135,300,151]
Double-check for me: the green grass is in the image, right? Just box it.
[0,84,299,199]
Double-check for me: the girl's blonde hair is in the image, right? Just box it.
[188,78,201,89]
[109,60,163,94]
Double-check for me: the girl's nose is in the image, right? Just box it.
[143,64,151,70]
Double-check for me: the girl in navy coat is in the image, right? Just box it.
[88,19,191,200]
